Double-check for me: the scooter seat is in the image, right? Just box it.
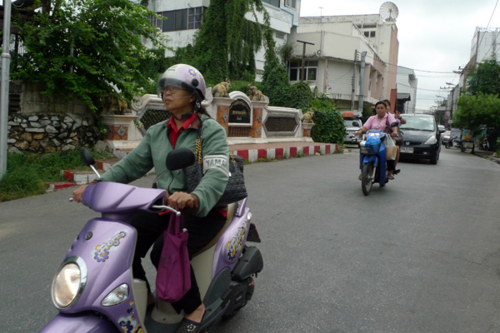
[192,202,237,258]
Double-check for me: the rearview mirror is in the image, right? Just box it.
[80,148,95,167]
[439,128,446,133]
[166,148,196,171]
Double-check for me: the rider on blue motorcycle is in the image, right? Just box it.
[72,64,229,333]
[355,101,399,180]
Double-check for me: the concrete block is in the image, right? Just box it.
[74,173,89,185]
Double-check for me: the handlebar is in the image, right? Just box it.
[151,205,182,216]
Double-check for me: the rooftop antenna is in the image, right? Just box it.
[379,2,399,22]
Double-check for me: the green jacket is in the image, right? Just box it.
[99,114,229,217]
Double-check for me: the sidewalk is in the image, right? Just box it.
[49,141,340,190]
[473,149,500,165]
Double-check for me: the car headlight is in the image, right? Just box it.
[424,136,438,144]
[52,256,87,309]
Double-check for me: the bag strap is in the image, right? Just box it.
[385,115,391,133]
[168,212,183,234]
[196,117,235,164]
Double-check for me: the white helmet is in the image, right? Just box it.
[157,64,207,105]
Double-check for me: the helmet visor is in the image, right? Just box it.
[157,78,195,97]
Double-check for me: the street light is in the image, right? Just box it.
[1,0,12,181]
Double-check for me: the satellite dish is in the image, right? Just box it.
[379,2,399,22]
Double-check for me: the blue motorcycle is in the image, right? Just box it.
[359,130,390,196]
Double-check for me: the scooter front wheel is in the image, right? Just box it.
[361,163,374,196]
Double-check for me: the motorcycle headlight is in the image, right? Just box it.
[424,136,438,144]
[51,257,87,309]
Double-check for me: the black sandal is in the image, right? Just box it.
[175,318,202,333]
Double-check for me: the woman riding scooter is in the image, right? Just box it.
[72,64,229,333]
[356,101,399,180]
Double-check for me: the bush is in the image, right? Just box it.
[286,82,314,110]
[311,106,346,144]
[0,148,115,202]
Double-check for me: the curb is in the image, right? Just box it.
[473,151,500,165]
[231,144,339,162]
[45,182,77,192]
[53,143,340,188]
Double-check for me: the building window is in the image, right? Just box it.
[276,31,286,39]
[163,11,175,32]
[148,14,163,30]
[161,7,205,32]
[262,0,280,7]
[175,9,188,30]
[188,7,204,29]
[370,31,376,37]
[284,0,296,8]
[364,31,376,38]
[289,61,318,81]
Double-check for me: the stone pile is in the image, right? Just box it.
[7,113,100,154]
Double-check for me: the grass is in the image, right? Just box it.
[255,157,278,163]
[295,150,305,158]
[0,148,115,202]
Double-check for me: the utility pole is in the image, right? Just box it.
[1,0,12,181]
[357,51,367,114]
[351,50,358,111]
[297,40,314,81]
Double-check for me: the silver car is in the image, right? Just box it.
[344,119,363,146]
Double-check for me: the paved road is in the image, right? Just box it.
[2,147,500,332]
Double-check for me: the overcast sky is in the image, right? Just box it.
[300,0,499,111]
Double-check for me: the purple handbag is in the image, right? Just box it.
[156,213,191,303]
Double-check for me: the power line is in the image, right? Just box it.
[476,0,500,51]
[363,55,459,74]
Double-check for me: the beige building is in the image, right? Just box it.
[288,14,399,111]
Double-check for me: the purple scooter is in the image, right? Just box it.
[39,148,263,333]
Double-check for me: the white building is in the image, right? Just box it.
[288,14,399,111]
[396,66,417,113]
[470,27,500,64]
[145,0,301,80]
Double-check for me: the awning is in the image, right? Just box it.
[396,93,411,101]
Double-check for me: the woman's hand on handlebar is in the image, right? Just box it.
[72,185,89,203]
[72,180,99,203]
[167,192,200,212]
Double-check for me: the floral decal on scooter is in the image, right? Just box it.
[226,221,248,261]
[118,315,143,333]
[93,231,127,262]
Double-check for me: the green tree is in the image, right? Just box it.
[172,0,269,85]
[454,93,500,133]
[466,59,500,95]
[260,29,290,106]
[11,0,166,112]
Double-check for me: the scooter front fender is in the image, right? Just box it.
[39,312,118,333]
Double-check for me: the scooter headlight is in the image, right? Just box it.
[51,256,87,309]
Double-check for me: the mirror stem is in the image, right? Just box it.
[90,165,101,179]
